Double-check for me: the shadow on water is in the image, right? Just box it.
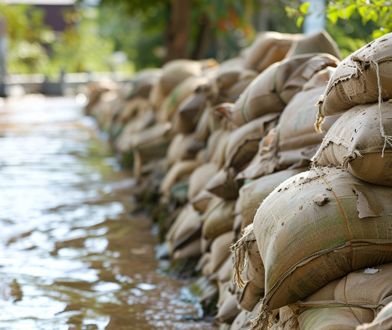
[0,95,215,330]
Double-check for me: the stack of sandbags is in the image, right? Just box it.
[241,33,392,330]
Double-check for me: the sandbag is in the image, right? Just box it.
[160,160,200,198]
[225,114,279,171]
[191,190,214,214]
[128,68,161,99]
[174,84,210,134]
[202,200,235,240]
[313,103,392,186]
[188,162,219,200]
[216,289,241,324]
[318,33,392,120]
[209,130,231,168]
[236,168,304,229]
[286,30,340,59]
[244,32,300,72]
[166,134,203,167]
[278,86,339,151]
[173,238,201,260]
[160,59,203,96]
[166,205,202,253]
[114,109,155,151]
[254,166,392,310]
[116,122,171,152]
[206,168,240,200]
[232,54,338,126]
[210,231,235,274]
[159,76,208,122]
[358,301,392,330]
[274,264,392,330]
[230,302,262,330]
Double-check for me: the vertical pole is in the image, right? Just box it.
[303,0,326,34]
[0,17,7,97]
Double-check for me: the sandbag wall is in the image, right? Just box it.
[85,31,392,330]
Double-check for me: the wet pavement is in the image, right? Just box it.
[0,96,214,330]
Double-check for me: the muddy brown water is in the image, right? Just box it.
[0,96,215,330]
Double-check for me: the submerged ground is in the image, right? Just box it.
[0,96,214,330]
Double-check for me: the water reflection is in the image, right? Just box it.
[0,96,214,330]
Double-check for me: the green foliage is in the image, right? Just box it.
[1,4,127,75]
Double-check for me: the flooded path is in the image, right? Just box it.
[0,96,213,330]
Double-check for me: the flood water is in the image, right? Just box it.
[0,96,214,330]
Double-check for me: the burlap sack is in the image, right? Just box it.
[158,76,208,122]
[236,168,304,229]
[232,54,338,126]
[114,109,155,150]
[216,288,241,324]
[205,168,240,200]
[244,32,301,72]
[188,162,219,200]
[225,114,279,171]
[166,205,202,254]
[160,59,203,96]
[210,231,235,274]
[278,87,339,152]
[160,160,200,198]
[174,84,210,134]
[113,97,149,126]
[116,122,171,153]
[286,30,341,59]
[217,256,234,284]
[202,200,235,240]
[254,166,392,311]
[172,238,201,260]
[313,102,392,186]
[128,68,161,99]
[318,33,392,120]
[230,301,262,330]
[191,190,214,214]
[358,301,392,330]
[165,134,203,167]
[210,130,231,168]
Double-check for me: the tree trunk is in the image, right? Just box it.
[166,0,191,62]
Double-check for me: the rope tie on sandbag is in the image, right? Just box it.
[231,224,254,288]
[251,302,272,330]
[374,60,392,157]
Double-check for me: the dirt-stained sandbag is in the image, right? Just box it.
[236,168,304,229]
[313,102,392,186]
[231,54,338,126]
[202,200,235,240]
[318,33,392,121]
[244,32,300,72]
[254,166,392,311]
[358,301,392,330]
[225,114,279,171]
[273,264,392,330]
[278,86,339,152]
[286,30,340,59]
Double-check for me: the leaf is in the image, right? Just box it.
[327,9,339,24]
[299,2,310,15]
[296,15,304,27]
